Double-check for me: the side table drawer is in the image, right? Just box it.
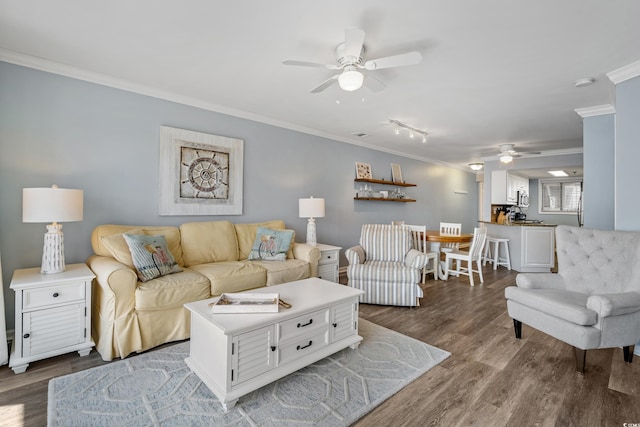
[278,308,329,342]
[23,281,85,310]
[319,250,339,264]
[318,264,337,282]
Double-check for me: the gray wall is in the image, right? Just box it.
[583,113,615,229]
[615,75,640,231]
[0,61,478,330]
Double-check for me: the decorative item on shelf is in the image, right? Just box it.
[391,163,404,183]
[298,196,325,246]
[355,162,372,179]
[22,185,84,274]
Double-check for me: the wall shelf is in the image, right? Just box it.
[354,178,416,187]
[353,197,416,202]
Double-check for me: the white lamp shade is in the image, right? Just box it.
[338,69,364,91]
[23,187,84,223]
[299,197,325,218]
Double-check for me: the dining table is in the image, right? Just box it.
[423,230,474,279]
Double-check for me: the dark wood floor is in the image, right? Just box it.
[0,266,638,426]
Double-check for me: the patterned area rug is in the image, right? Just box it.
[48,319,449,426]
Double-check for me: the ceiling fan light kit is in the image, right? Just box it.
[283,27,422,93]
[338,67,364,91]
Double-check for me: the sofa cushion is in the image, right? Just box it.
[123,234,183,282]
[135,268,210,311]
[93,225,184,267]
[249,259,310,285]
[348,260,422,283]
[504,286,597,326]
[190,261,267,296]
[234,220,295,260]
[180,221,238,267]
[359,224,411,263]
[248,227,294,261]
[100,228,144,268]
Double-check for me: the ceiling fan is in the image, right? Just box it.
[482,144,542,164]
[282,27,422,93]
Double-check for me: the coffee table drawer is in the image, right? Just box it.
[278,308,329,341]
[278,328,329,365]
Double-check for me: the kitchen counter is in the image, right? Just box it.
[479,222,556,273]
[479,220,557,227]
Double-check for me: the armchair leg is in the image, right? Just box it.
[513,319,522,339]
[623,345,635,363]
[575,348,586,373]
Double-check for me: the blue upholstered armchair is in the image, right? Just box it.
[345,224,428,307]
[505,225,640,372]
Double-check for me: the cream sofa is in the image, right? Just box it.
[88,219,320,361]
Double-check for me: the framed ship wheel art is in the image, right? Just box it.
[159,126,244,216]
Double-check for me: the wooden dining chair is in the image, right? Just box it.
[439,222,462,252]
[444,226,488,286]
[404,224,438,282]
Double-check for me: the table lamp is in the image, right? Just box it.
[23,185,84,274]
[298,197,325,246]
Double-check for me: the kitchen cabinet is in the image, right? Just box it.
[491,170,529,205]
[481,223,555,272]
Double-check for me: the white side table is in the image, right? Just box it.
[315,244,341,283]
[9,263,96,374]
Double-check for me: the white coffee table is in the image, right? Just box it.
[184,277,364,411]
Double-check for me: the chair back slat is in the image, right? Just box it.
[403,224,427,253]
[440,222,462,237]
[469,227,488,260]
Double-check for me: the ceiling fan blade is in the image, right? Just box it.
[362,51,422,70]
[521,151,542,155]
[282,59,340,70]
[343,27,365,59]
[310,74,340,93]
[362,72,386,92]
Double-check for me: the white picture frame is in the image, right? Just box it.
[391,163,403,183]
[159,126,244,215]
[355,162,372,179]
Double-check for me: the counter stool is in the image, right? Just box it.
[483,237,512,270]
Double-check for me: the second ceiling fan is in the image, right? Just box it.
[283,27,422,93]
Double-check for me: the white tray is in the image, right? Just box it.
[210,292,279,313]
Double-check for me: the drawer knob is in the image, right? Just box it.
[296,340,313,351]
[270,346,276,352]
[52,292,60,298]
[23,333,30,339]
[297,319,313,328]
[327,255,332,259]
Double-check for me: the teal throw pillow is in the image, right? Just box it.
[123,233,182,282]
[248,227,294,261]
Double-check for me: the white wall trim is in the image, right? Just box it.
[574,105,616,118]
[0,48,466,171]
[607,60,640,85]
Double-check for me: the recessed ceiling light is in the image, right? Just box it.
[548,170,568,177]
[575,77,595,88]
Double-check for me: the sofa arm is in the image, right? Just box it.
[292,243,321,277]
[587,292,640,317]
[516,273,567,290]
[87,255,138,320]
[405,249,428,269]
[345,246,365,265]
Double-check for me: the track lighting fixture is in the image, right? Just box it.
[389,120,428,143]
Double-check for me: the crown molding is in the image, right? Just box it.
[607,60,640,85]
[574,104,616,118]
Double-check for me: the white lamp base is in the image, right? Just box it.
[306,218,317,247]
[41,223,65,274]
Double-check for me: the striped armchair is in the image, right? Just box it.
[345,224,428,307]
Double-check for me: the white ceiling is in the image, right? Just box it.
[1,1,638,170]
